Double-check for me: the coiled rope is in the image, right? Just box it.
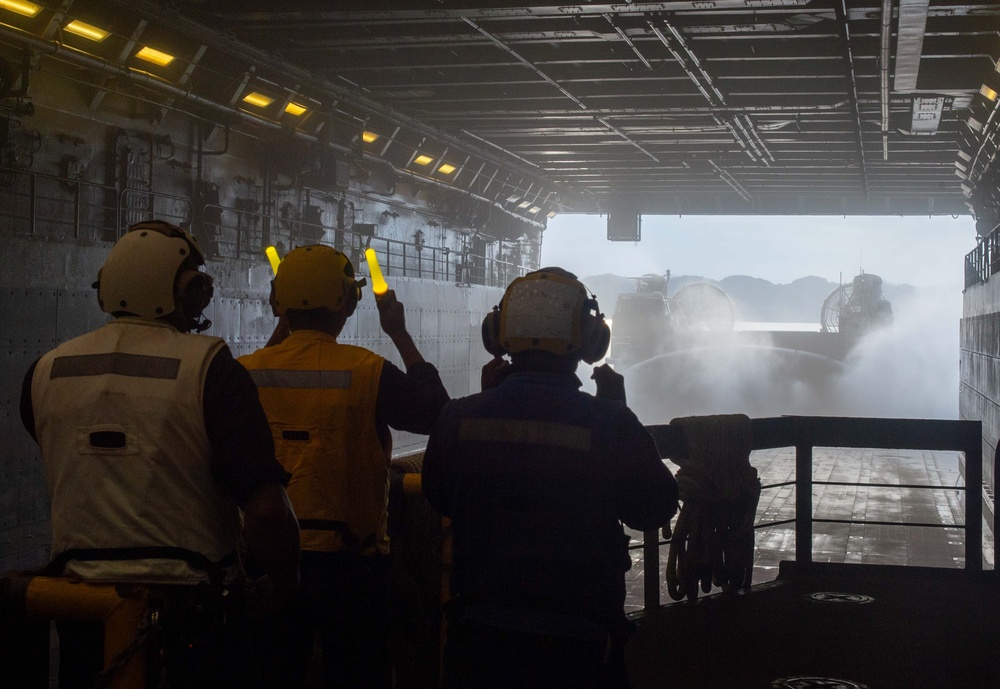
[665,414,762,601]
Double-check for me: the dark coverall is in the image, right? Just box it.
[422,368,679,689]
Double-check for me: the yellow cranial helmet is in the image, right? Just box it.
[96,220,214,332]
[481,267,611,364]
[271,244,362,316]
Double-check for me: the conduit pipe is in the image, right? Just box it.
[879,0,893,160]
[463,17,661,164]
[0,22,546,229]
[834,0,871,199]
[109,0,564,196]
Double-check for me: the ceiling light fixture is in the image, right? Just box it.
[437,163,456,175]
[968,116,984,132]
[517,201,531,209]
[981,85,998,102]
[242,92,274,108]
[135,46,175,67]
[362,131,379,143]
[0,0,41,17]
[64,20,109,41]
[528,206,541,214]
[284,102,307,116]
[413,154,434,166]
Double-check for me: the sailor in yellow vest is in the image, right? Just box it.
[20,220,301,689]
[239,244,449,689]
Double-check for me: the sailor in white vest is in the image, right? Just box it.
[20,220,300,689]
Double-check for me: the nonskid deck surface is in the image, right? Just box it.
[625,446,984,612]
[627,562,1000,689]
[623,447,997,688]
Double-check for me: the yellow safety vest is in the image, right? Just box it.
[239,330,388,554]
[31,318,242,584]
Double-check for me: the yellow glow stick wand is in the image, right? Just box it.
[265,246,281,277]
[365,248,389,298]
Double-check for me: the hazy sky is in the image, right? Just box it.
[541,213,977,419]
[541,214,978,291]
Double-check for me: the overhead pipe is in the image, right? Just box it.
[833,0,871,200]
[0,23,546,228]
[879,0,893,160]
[605,14,653,70]
[463,16,661,164]
[649,17,775,166]
[105,0,573,197]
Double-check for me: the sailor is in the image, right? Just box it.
[422,266,679,689]
[19,219,301,689]
[239,244,449,689]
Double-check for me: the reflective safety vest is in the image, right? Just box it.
[31,318,242,585]
[239,330,388,554]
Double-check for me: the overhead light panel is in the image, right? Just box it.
[506,194,521,203]
[956,161,968,172]
[64,20,109,41]
[0,0,41,17]
[958,150,973,162]
[517,200,531,209]
[528,206,541,214]
[547,210,558,218]
[968,116,984,132]
[413,154,433,166]
[437,163,456,175]
[135,46,175,67]
[284,102,308,116]
[362,131,379,143]
[242,92,274,108]
[981,85,998,102]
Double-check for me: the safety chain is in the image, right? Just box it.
[92,607,158,689]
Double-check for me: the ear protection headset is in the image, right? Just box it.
[271,244,364,317]
[481,268,611,364]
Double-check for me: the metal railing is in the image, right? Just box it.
[199,201,530,286]
[965,223,1000,288]
[0,167,118,241]
[0,168,534,287]
[639,415,985,611]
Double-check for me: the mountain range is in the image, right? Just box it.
[581,273,915,323]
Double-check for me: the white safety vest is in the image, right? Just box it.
[31,318,242,585]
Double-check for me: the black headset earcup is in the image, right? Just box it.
[481,307,506,357]
[344,281,359,318]
[580,316,611,364]
[176,270,214,315]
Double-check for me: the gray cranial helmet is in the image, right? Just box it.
[96,220,213,332]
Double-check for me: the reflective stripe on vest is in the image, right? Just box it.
[50,353,181,380]
[248,368,352,389]
[459,418,593,451]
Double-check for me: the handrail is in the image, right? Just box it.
[639,415,985,611]
[0,167,118,240]
[965,222,1000,288]
[0,574,149,689]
